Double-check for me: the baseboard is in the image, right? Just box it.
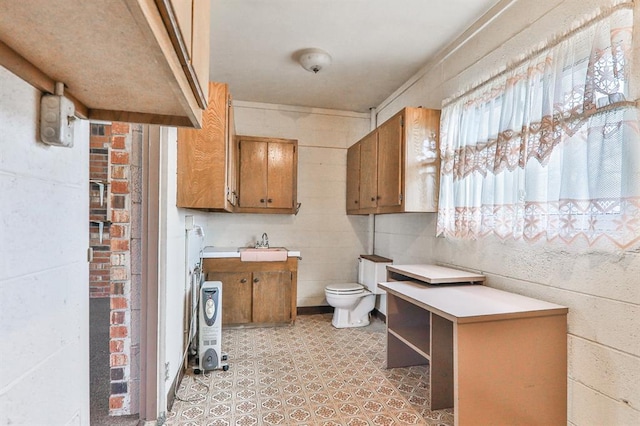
[166,361,186,412]
[372,309,386,323]
[296,306,386,322]
[297,306,334,315]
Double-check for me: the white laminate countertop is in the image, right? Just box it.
[201,246,301,259]
[387,264,486,284]
[379,281,568,323]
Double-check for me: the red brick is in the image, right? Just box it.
[111,311,125,325]
[110,325,128,339]
[111,165,127,179]
[112,135,126,149]
[111,210,130,223]
[110,239,129,252]
[111,266,128,280]
[111,180,129,194]
[109,396,124,410]
[110,339,125,353]
[111,122,130,134]
[111,151,129,165]
[110,224,126,238]
[111,297,128,310]
[110,353,128,366]
[111,282,125,295]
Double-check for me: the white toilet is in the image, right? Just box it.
[325,255,392,328]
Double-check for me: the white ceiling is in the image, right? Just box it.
[209,0,500,113]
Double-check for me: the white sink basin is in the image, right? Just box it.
[239,247,288,262]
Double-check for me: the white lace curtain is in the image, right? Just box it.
[437,5,640,249]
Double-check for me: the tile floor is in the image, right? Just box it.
[167,314,453,425]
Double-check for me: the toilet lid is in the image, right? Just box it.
[326,283,364,294]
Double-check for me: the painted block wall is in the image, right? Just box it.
[373,0,640,424]
[0,66,91,424]
[204,101,372,306]
[159,126,211,413]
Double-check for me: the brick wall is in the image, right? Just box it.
[89,124,111,297]
[88,122,141,416]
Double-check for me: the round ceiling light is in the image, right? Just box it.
[297,48,332,73]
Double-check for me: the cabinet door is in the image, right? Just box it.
[346,142,361,213]
[377,113,403,209]
[208,271,252,325]
[238,139,268,208]
[177,82,230,210]
[226,94,238,206]
[267,142,295,209]
[359,131,378,210]
[252,271,292,324]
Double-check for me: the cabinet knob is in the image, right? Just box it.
[240,278,247,283]
[371,197,375,201]
[253,277,260,283]
[260,198,266,203]
[267,198,273,203]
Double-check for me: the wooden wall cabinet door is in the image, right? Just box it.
[177,82,236,211]
[236,136,298,214]
[169,0,210,107]
[376,113,403,211]
[359,132,378,211]
[345,107,441,215]
[346,143,361,213]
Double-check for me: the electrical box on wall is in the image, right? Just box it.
[40,82,75,147]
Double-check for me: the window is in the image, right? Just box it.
[437,5,640,249]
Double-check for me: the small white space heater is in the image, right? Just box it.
[196,280,228,372]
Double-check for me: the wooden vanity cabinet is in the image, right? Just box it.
[346,107,441,215]
[236,136,298,214]
[177,82,236,211]
[203,257,298,326]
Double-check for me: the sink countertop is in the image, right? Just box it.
[202,246,301,259]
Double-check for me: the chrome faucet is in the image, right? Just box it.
[255,232,269,248]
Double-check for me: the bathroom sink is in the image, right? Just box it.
[239,247,288,262]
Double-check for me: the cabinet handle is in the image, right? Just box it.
[240,278,247,283]
[253,277,260,283]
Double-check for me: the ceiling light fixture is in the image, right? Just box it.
[297,48,332,73]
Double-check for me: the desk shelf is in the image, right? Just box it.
[379,268,568,425]
[387,295,430,358]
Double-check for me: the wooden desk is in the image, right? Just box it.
[380,265,568,426]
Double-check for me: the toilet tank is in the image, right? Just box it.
[358,255,393,293]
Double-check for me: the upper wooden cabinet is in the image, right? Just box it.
[177,82,236,211]
[346,107,441,215]
[236,136,298,214]
[0,0,210,128]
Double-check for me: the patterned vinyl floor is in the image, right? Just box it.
[167,314,453,426]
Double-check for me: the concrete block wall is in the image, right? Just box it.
[0,65,91,425]
[204,101,372,307]
[373,0,640,424]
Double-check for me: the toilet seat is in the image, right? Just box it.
[325,283,365,295]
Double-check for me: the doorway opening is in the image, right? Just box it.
[88,122,143,424]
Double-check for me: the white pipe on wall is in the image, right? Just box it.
[368,107,377,254]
